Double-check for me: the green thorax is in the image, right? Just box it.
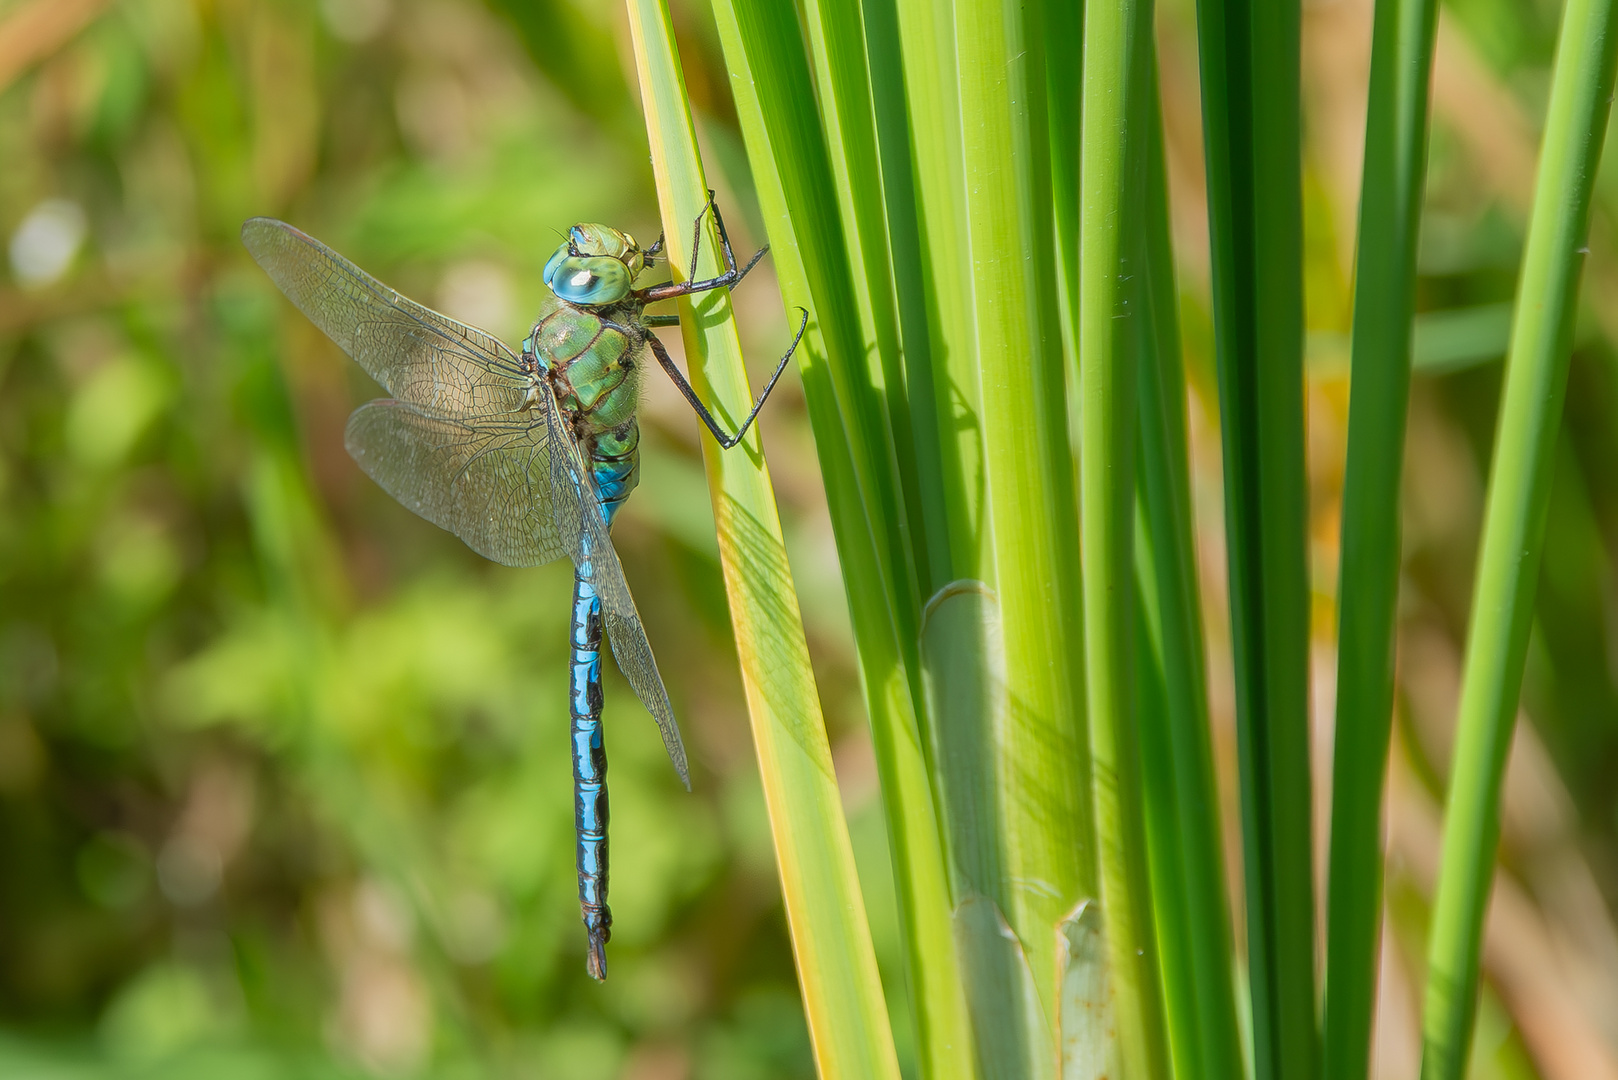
[530,221,659,525]
[522,290,649,524]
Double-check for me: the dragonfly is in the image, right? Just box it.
[242,199,804,980]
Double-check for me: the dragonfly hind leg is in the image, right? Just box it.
[644,308,809,450]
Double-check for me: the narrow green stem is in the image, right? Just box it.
[861,0,955,597]
[1134,63,1246,1080]
[1046,0,1083,359]
[1191,0,1317,1068]
[892,0,989,585]
[1322,0,1440,1067]
[1078,0,1170,1074]
[801,0,930,616]
[1419,0,1618,1074]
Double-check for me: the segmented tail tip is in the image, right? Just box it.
[586,931,609,981]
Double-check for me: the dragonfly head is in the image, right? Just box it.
[544,223,647,307]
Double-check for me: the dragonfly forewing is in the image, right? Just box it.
[242,217,530,418]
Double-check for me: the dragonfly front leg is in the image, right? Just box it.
[570,556,612,980]
[634,195,768,304]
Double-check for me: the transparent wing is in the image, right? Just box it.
[545,415,691,788]
[344,402,569,568]
[242,217,529,419]
[605,600,690,788]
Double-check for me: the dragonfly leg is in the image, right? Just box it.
[640,313,680,328]
[642,231,667,271]
[644,307,808,450]
[634,194,768,304]
[571,561,613,981]
[684,198,709,282]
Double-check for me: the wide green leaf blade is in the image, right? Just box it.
[624,3,901,1074]
[704,1,975,1074]
[953,0,1094,1059]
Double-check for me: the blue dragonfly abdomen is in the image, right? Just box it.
[520,293,650,981]
[570,527,611,979]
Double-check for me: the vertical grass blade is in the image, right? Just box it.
[1321,0,1441,1068]
[891,0,988,584]
[703,2,976,1074]
[1191,0,1317,1070]
[955,0,1094,1049]
[800,0,929,614]
[624,4,901,1074]
[859,0,955,594]
[1077,0,1171,1074]
[1133,65,1246,1080]
[1045,0,1084,352]
[874,3,1038,1058]
[1418,0,1618,1075]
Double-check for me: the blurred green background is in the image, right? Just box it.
[0,0,892,1076]
[3,0,1618,1077]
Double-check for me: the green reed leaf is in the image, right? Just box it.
[624,3,901,1074]
[1322,0,1441,1069]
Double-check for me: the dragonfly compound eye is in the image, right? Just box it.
[544,247,632,306]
